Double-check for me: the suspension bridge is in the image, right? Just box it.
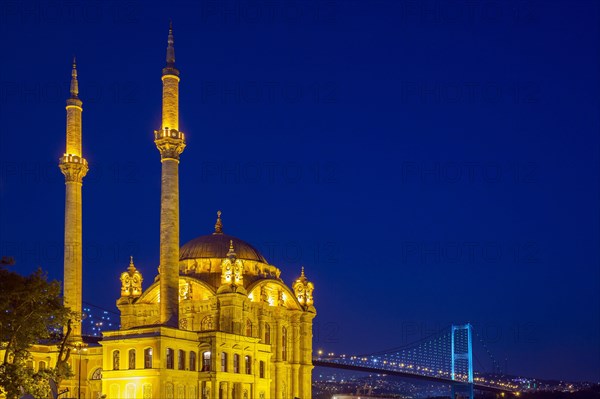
[313,324,518,399]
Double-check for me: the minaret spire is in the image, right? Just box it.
[155,21,185,328]
[161,22,180,131]
[166,20,175,68]
[59,58,88,342]
[70,56,79,98]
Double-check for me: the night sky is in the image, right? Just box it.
[1,0,599,382]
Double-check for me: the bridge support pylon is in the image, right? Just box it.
[451,324,474,399]
[451,382,474,399]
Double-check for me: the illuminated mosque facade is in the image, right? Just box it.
[20,25,316,399]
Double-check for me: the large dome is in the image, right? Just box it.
[179,233,268,263]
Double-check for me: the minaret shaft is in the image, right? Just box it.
[155,24,185,327]
[159,159,180,325]
[63,181,83,337]
[66,106,82,156]
[161,75,179,131]
[59,60,88,340]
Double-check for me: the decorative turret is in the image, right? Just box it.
[293,267,315,310]
[218,240,247,296]
[59,58,88,340]
[221,241,243,284]
[155,22,185,327]
[120,256,143,302]
[226,239,237,260]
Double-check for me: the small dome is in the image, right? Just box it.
[180,233,267,263]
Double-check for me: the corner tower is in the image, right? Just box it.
[59,58,88,340]
[154,22,186,327]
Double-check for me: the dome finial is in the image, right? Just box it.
[213,210,223,235]
[128,256,136,272]
[298,266,307,283]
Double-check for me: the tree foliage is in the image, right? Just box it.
[0,263,73,399]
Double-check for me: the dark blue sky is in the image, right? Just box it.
[1,0,599,382]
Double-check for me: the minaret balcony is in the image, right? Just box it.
[59,153,88,166]
[59,154,89,182]
[154,127,185,141]
[154,127,186,160]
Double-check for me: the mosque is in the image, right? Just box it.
[20,25,316,399]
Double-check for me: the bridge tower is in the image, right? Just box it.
[451,323,474,399]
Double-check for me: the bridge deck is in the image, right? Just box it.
[313,359,514,393]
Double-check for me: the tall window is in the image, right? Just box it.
[264,323,271,344]
[166,348,174,369]
[39,361,46,371]
[178,350,186,370]
[189,351,197,371]
[282,327,288,361]
[233,354,240,373]
[246,319,252,337]
[128,349,136,369]
[143,384,152,399]
[245,355,251,374]
[259,361,265,378]
[202,351,211,372]
[144,348,153,369]
[113,350,120,370]
[221,352,227,372]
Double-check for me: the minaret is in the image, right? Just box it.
[59,58,88,340]
[154,22,186,327]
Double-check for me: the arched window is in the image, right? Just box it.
[113,350,120,370]
[91,368,102,380]
[282,327,288,361]
[244,355,251,374]
[201,315,213,331]
[128,349,136,369]
[166,348,174,369]
[26,360,33,369]
[259,361,265,378]
[126,383,135,399]
[245,319,252,337]
[144,348,153,369]
[189,351,196,371]
[221,352,228,372]
[233,354,240,373]
[178,350,186,370]
[39,361,46,371]
[264,323,271,344]
[202,351,211,372]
